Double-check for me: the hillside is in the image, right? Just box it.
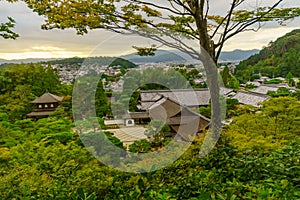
[235,29,300,81]
[0,58,59,65]
[0,57,137,69]
[108,58,137,68]
[122,49,259,63]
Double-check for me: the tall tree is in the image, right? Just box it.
[17,0,300,154]
[18,0,300,62]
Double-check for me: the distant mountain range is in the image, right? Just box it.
[0,49,259,65]
[219,49,260,62]
[0,58,59,65]
[121,50,188,63]
[122,49,260,63]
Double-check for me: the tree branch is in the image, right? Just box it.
[215,0,239,60]
[223,0,284,43]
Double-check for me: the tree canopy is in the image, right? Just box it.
[0,61,300,199]
[18,0,300,62]
[0,17,19,39]
[17,0,300,156]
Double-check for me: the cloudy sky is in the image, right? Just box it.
[0,0,299,60]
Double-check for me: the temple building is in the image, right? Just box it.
[27,93,63,118]
[123,96,210,141]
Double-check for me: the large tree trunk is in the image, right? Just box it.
[188,0,222,156]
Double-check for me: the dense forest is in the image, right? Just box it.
[235,29,300,82]
[0,63,299,199]
[0,63,72,120]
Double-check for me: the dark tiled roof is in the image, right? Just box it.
[26,111,55,117]
[140,89,208,110]
[31,93,63,103]
[140,88,234,110]
[148,97,210,141]
[251,84,289,94]
[232,90,270,107]
[123,112,149,119]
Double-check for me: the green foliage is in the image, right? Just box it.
[226,98,240,118]
[200,98,240,119]
[144,122,172,150]
[267,87,294,97]
[0,122,24,147]
[79,131,125,166]
[220,67,240,89]
[227,96,300,153]
[0,17,19,39]
[174,67,207,88]
[264,78,282,84]
[250,74,260,81]
[95,80,110,118]
[286,72,295,86]
[0,35,299,199]
[0,63,64,119]
[199,105,211,118]
[104,131,125,150]
[129,139,151,153]
[43,131,73,145]
[69,188,97,200]
[132,45,157,56]
[45,56,133,67]
[244,83,257,89]
[109,58,137,69]
[0,99,299,199]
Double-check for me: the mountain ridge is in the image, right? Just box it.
[0,49,260,65]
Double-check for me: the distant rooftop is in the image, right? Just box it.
[31,93,63,103]
[232,90,270,107]
[251,84,289,94]
[139,88,233,110]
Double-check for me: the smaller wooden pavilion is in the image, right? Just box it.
[27,93,63,118]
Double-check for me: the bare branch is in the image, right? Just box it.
[172,0,195,16]
[215,0,285,60]
[211,0,245,39]
[225,0,283,41]
[205,0,209,19]
[215,0,239,60]
[130,0,191,16]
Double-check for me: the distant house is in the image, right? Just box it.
[232,90,270,107]
[27,93,63,118]
[292,78,299,83]
[251,84,290,94]
[122,111,150,126]
[245,81,261,87]
[255,76,271,83]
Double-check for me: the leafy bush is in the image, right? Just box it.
[129,139,151,153]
